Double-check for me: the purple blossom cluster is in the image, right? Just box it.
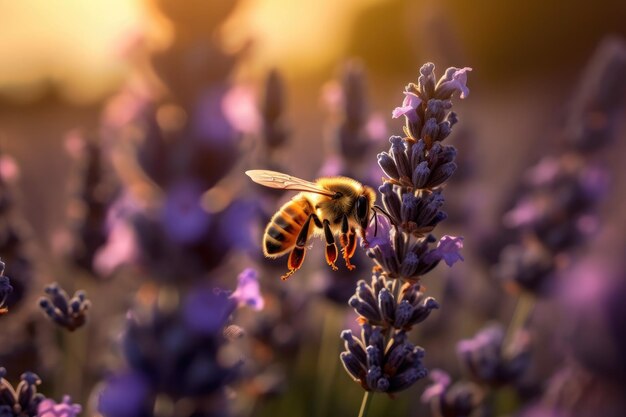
[340,63,470,395]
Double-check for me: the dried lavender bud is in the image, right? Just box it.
[38,283,91,332]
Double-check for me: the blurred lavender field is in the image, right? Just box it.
[0,1,625,417]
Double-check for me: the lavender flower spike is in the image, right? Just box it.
[38,283,91,331]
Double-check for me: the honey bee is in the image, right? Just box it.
[246,170,379,280]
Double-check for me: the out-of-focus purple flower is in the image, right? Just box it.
[457,324,530,386]
[0,155,19,184]
[421,369,483,417]
[98,371,152,417]
[37,395,81,417]
[222,85,261,135]
[435,67,472,99]
[231,268,264,311]
[427,235,464,267]
[421,369,451,402]
[38,283,91,332]
[161,180,211,245]
[392,92,422,122]
[93,220,138,277]
[366,113,388,143]
[182,287,235,335]
[192,86,236,144]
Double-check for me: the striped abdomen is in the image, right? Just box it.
[263,195,313,258]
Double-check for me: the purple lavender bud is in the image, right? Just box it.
[377,152,400,180]
[386,342,413,372]
[341,330,367,365]
[410,139,426,168]
[412,161,431,189]
[429,162,457,188]
[376,377,390,392]
[379,183,402,225]
[366,345,382,370]
[438,121,452,141]
[16,372,41,413]
[389,366,428,393]
[378,288,395,323]
[366,366,383,391]
[349,296,381,323]
[389,136,412,179]
[422,118,440,142]
[341,352,365,381]
[409,297,439,326]
[418,63,437,99]
[394,300,414,328]
[357,281,378,311]
[45,284,69,315]
[425,100,446,122]
[399,252,420,277]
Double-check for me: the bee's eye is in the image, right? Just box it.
[356,196,368,221]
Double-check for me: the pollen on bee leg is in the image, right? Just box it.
[325,243,339,271]
[284,246,306,280]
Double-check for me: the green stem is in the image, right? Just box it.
[503,292,535,356]
[358,391,373,417]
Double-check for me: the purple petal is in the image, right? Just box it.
[428,235,464,267]
[231,268,265,311]
[38,395,82,417]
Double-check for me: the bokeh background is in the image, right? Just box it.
[0,0,625,416]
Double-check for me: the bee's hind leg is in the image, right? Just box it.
[322,219,339,271]
[282,213,317,280]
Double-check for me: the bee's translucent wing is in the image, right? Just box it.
[245,170,335,197]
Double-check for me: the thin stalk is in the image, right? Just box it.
[358,390,373,417]
[503,292,535,356]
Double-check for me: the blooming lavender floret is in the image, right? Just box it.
[0,368,46,417]
[230,268,265,311]
[456,324,530,387]
[340,325,427,393]
[38,283,90,332]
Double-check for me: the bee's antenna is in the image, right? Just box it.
[373,205,394,225]
[370,212,378,236]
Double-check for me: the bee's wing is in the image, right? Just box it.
[246,170,335,197]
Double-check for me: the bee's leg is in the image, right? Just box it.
[339,216,356,270]
[322,219,339,271]
[282,214,314,280]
